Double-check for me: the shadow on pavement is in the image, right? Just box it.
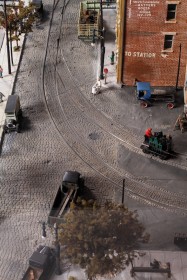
[21,116,31,132]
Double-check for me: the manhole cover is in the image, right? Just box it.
[88,132,100,140]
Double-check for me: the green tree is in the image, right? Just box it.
[58,199,149,280]
[0,0,36,50]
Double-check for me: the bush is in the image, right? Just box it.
[13,46,20,52]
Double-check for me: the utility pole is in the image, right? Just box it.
[3,0,11,74]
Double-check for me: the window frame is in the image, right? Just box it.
[165,1,180,23]
[166,4,177,21]
[162,32,176,52]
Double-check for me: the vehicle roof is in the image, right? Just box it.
[63,171,81,184]
[137,82,151,91]
[5,95,20,114]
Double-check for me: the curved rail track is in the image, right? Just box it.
[42,0,187,214]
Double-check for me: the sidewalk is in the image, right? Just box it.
[52,250,187,280]
[1,4,187,280]
[0,32,24,148]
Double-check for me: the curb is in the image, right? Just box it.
[0,34,26,155]
[11,34,26,94]
[0,128,4,154]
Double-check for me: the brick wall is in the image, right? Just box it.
[122,0,187,86]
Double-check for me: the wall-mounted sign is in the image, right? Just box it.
[131,0,159,18]
[125,51,156,58]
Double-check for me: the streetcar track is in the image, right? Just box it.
[42,0,187,214]
[60,2,187,171]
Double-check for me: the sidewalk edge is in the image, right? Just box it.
[12,34,26,94]
[0,34,26,155]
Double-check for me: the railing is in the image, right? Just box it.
[78,1,100,39]
[78,23,99,38]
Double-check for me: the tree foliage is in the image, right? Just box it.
[58,199,150,280]
[0,0,36,48]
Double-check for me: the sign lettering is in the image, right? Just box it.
[125,51,156,58]
[131,0,159,18]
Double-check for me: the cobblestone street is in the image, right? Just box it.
[1,0,187,279]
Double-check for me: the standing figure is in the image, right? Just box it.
[144,128,153,142]
[110,51,115,65]
[0,92,5,103]
[0,65,3,78]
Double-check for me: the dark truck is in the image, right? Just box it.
[21,245,55,280]
[48,171,84,225]
[4,95,22,133]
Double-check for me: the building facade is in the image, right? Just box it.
[116,0,187,88]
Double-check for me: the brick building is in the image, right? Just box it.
[116,0,187,88]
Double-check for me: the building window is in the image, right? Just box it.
[167,4,177,21]
[164,35,174,50]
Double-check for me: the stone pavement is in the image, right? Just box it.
[0,2,187,280]
[51,4,187,280]
[0,7,117,151]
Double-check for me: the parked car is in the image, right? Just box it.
[48,171,84,225]
[4,95,22,133]
[21,245,55,280]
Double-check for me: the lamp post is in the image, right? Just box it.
[99,0,105,79]
[40,221,62,275]
[54,223,62,275]
[91,28,105,80]
[9,22,13,65]
[91,0,105,79]
[3,0,11,74]
[122,179,125,204]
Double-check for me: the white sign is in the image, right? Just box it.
[132,0,159,17]
[125,51,156,58]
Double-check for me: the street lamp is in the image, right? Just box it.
[9,22,14,65]
[3,0,11,74]
[91,0,105,80]
[54,223,62,276]
[40,221,62,275]
[122,179,125,204]
[91,27,105,80]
